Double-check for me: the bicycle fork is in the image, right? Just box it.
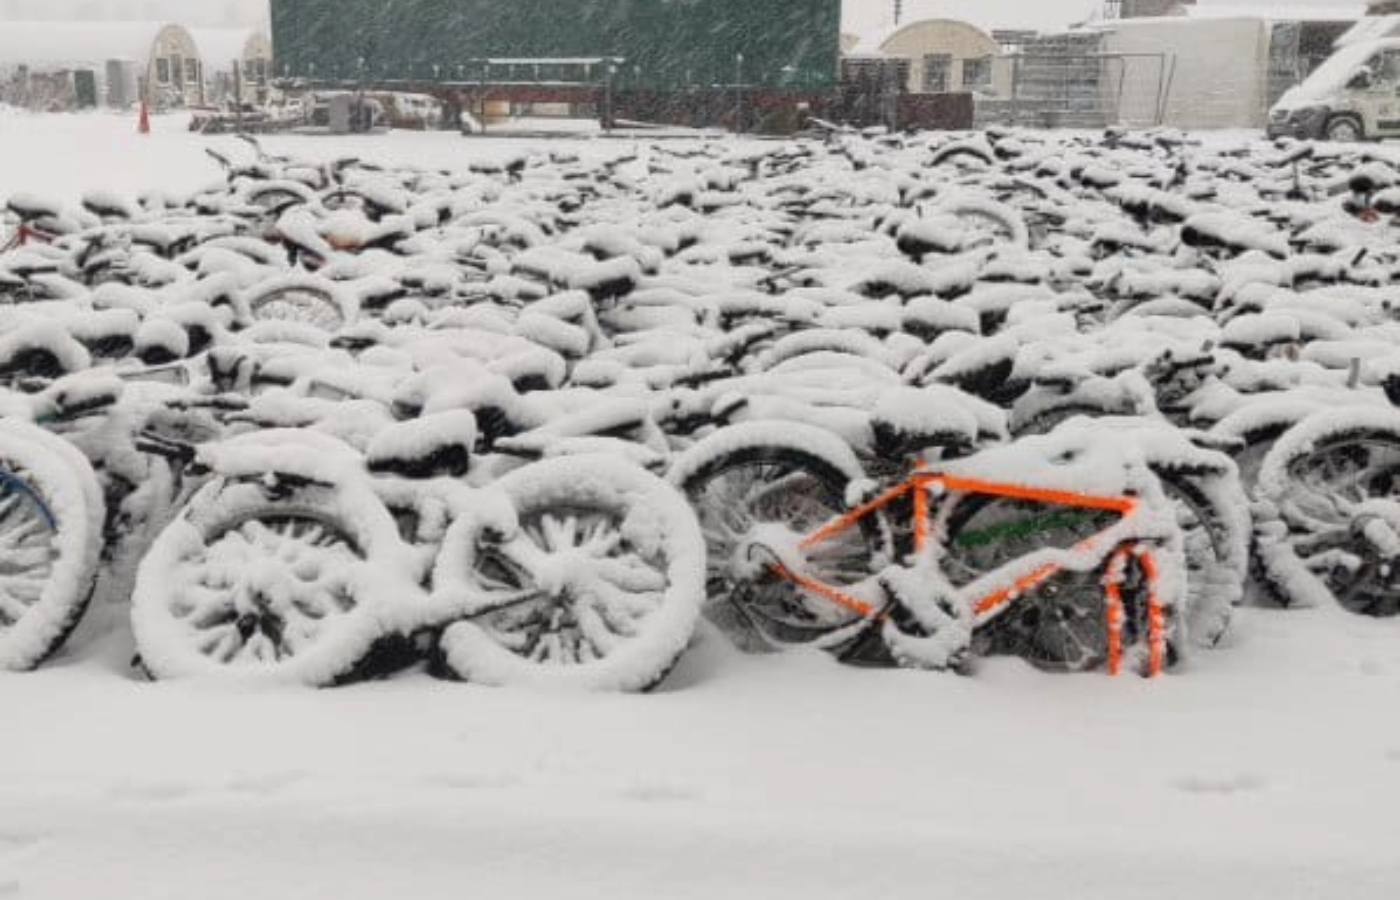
[1103,546,1167,678]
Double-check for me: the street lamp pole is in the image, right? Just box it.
[735,52,744,135]
[604,61,617,132]
[355,55,366,133]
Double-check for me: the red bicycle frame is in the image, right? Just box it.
[1,223,57,253]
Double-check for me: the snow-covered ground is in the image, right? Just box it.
[3,111,1400,899]
[6,604,1400,898]
[0,108,721,204]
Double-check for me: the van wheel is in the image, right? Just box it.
[1326,115,1364,142]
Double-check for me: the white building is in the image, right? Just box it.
[847,18,1013,97]
[0,20,202,109]
[190,27,274,104]
[1094,5,1364,128]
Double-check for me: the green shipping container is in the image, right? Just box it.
[271,0,841,89]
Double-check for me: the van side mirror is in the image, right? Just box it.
[1349,69,1374,90]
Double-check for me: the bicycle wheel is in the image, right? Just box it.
[0,422,102,671]
[433,456,703,692]
[940,198,1030,250]
[671,423,888,657]
[240,276,356,331]
[1255,411,1400,615]
[1151,465,1247,647]
[132,476,416,684]
[245,182,312,218]
[941,494,1124,672]
[1010,402,1124,439]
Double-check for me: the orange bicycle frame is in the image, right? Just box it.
[782,471,1168,677]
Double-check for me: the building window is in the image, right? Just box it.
[171,55,183,87]
[922,54,952,93]
[962,56,992,91]
[156,58,170,83]
[185,58,199,84]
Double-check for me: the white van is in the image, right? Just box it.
[1268,37,1400,141]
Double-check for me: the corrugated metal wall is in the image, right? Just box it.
[270,0,840,89]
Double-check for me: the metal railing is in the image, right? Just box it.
[979,51,1174,129]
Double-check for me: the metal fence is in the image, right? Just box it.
[978,52,1174,130]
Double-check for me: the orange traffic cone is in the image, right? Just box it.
[138,101,151,135]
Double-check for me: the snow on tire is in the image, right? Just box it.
[235,275,358,331]
[433,455,703,692]
[131,471,418,685]
[0,421,103,671]
[1149,466,1248,648]
[938,196,1030,250]
[669,422,888,655]
[1253,408,1400,616]
[942,492,1125,672]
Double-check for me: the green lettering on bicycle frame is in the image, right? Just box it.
[953,508,1097,549]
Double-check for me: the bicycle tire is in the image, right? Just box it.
[1254,411,1400,616]
[941,492,1167,672]
[433,455,703,691]
[132,474,416,684]
[0,421,102,671]
[671,423,890,659]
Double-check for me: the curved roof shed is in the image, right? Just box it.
[851,18,1009,95]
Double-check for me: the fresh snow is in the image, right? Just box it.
[1,111,1400,899]
[3,606,1400,899]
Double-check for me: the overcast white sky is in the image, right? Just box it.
[0,0,268,27]
[0,0,1374,39]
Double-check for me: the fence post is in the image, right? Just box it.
[234,61,243,134]
[1157,53,1177,128]
[1113,56,1126,127]
[1010,53,1021,127]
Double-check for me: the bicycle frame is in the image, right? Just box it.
[767,470,1169,677]
[1,224,57,254]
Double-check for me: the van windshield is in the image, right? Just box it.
[1280,42,1392,107]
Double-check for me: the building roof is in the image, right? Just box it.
[849,18,1004,56]
[1089,5,1363,32]
[844,1,1364,47]
[1179,3,1365,20]
[844,0,1101,52]
[0,20,184,66]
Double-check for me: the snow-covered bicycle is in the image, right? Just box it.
[0,373,704,690]
[128,427,703,690]
[673,421,1187,675]
[1252,407,1400,616]
[0,416,104,671]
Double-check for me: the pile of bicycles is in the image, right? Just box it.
[3,127,1400,689]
